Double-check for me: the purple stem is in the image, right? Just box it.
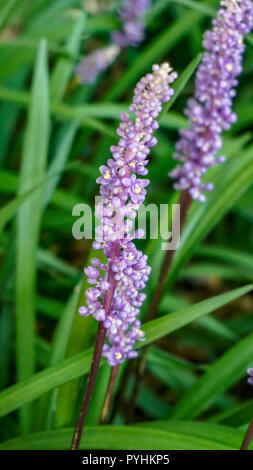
[71,245,119,450]
[240,416,253,450]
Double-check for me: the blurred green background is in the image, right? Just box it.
[0,0,253,450]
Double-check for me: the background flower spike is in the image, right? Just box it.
[170,0,253,202]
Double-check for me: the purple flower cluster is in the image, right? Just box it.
[76,0,151,84]
[76,45,120,85]
[170,0,253,202]
[79,63,177,366]
[248,368,253,386]
[112,0,151,47]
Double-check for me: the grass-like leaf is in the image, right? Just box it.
[0,284,250,419]
[160,52,202,118]
[0,424,249,450]
[50,11,86,102]
[171,328,253,419]
[15,39,49,433]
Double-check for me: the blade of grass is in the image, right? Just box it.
[0,425,248,450]
[15,39,50,433]
[0,87,116,138]
[141,284,252,345]
[0,163,79,233]
[208,399,253,427]
[160,52,202,118]
[170,0,215,16]
[197,244,253,278]
[147,346,196,391]
[50,11,86,102]
[0,68,28,165]
[37,249,79,280]
[36,282,82,431]
[0,284,251,419]
[85,364,111,426]
[136,420,250,449]
[171,330,253,419]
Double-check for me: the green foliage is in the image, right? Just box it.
[0,0,253,450]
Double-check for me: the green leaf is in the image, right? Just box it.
[36,283,82,431]
[208,399,253,427]
[43,121,78,207]
[136,420,249,449]
[50,11,86,102]
[0,425,246,450]
[15,39,50,433]
[160,52,202,118]
[0,184,43,233]
[171,329,253,420]
[0,163,79,233]
[0,87,116,138]
[37,249,79,280]
[137,384,171,419]
[43,87,88,208]
[147,347,196,390]
[142,284,252,345]
[197,244,253,281]
[0,285,250,419]
[180,262,252,282]
[0,69,28,165]
[169,0,215,16]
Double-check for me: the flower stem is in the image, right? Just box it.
[240,416,253,450]
[71,321,106,450]
[100,364,119,424]
[71,253,118,450]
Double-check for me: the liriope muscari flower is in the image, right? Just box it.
[76,0,151,84]
[248,368,253,385]
[170,0,253,202]
[112,0,151,47]
[76,45,120,85]
[79,63,177,366]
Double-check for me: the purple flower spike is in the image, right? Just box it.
[76,45,120,85]
[79,63,177,366]
[112,0,151,47]
[248,368,253,386]
[170,0,253,202]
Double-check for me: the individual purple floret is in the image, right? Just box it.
[76,45,120,85]
[248,368,253,386]
[170,0,253,202]
[112,0,151,47]
[79,63,177,366]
